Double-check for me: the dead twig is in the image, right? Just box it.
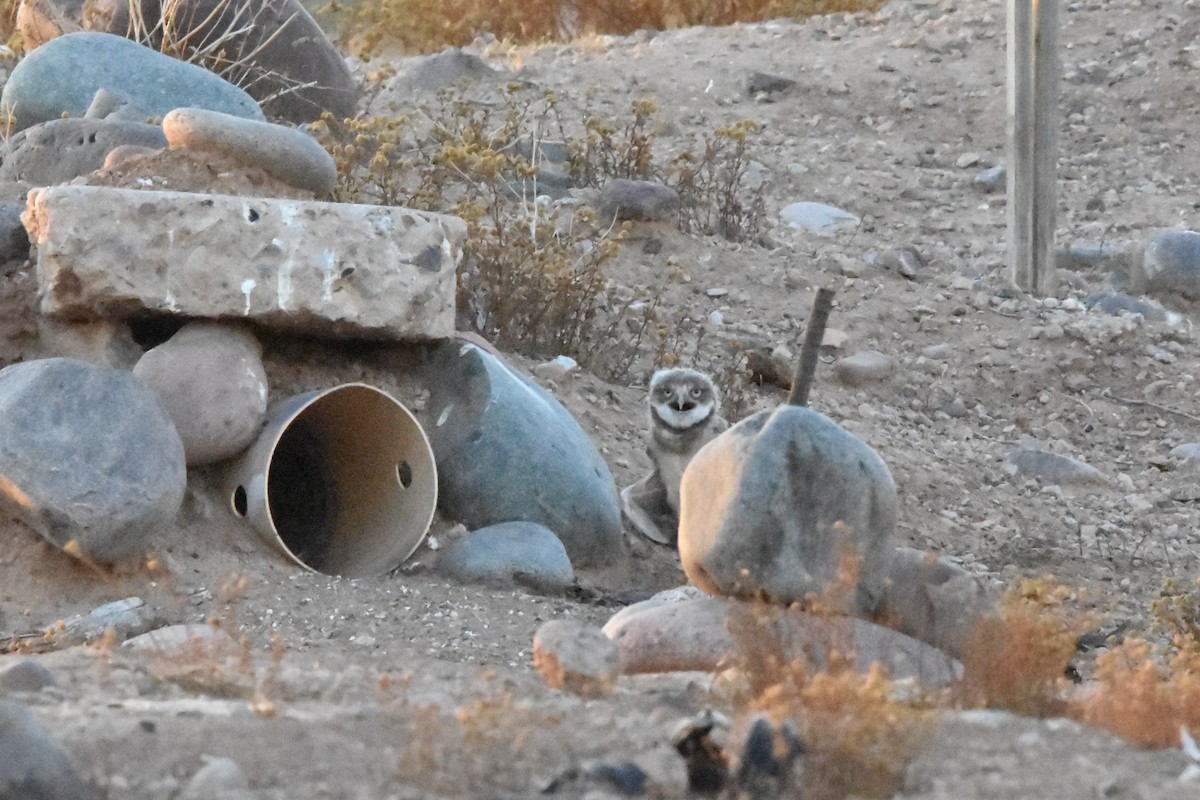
[788,287,835,407]
[1104,392,1200,426]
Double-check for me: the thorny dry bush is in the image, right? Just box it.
[314,84,768,383]
[317,0,884,59]
[719,602,935,800]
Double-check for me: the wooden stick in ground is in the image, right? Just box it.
[788,287,836,407]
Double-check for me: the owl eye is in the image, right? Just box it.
[690,387,704,398]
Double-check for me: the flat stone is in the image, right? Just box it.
[0,700,94,799]
[678,406,898,614]
[1003,448,1109,487]
[0,118,167,186]
[45,597,163,647]
[1131,229,1200,299]
[437,521,575,593]
[0,358,186,561]
[533,620,621,697]
[780,201,860,234]
[123,623,234,653]
[596,179,680,221]
[133,322,268,466]
[418,342,622,567]
[1,32,263,133]
[0,660,56,693]
[1083,292,1172,322]
[163,107,338,196]
[603,595,959,686]
[24,185,465,340]
[834,350,897,387]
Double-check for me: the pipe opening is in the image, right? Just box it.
[396,460,413,489]
[268,419,337,572]
[232,485,248,517]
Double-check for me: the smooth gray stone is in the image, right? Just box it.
[1083,291,1170,322]
[678,406,898,615]
[596,179,680,221]
[834,350,896,387]
[179,757,250,800]
[0,661,56,693]
[52,597,164,647]
[972,164,1006,193]
[83,86,152,122]
[1,31,263,133]
[133,322,268,466]
[0,202,29,262]
[162,107,337,196]
[780,201,860,234]
[419,342,622,567]
[0,118,167,185]
[96,0,357,122]
[400,48,498,93]
[1132,229,1200,298]
[438,521,575,592]
[0,700,95,799]
[1057,241,1131,271]
[0,358,186,561]
[1003,448,1108,487]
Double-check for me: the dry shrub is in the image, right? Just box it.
[1072,638,1200,748]
[392,673,573,794]
[955,578,1092,717]
[723,602,934,800]
[1069,577,1200,747]
[321,0,884,57]
[315,85,765,379]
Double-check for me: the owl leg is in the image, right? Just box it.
[620,470,680,546]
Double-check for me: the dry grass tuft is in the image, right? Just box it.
[1068,577,1200,747]
[721,601,934,800]
[391,672,575,794]
[954,577,1092,717]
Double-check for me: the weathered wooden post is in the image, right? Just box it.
[1007,0,1059,294]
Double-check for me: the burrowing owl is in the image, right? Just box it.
[621,368,729,545]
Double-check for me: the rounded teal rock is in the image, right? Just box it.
[1,32,263,133]
[419,342,622,567]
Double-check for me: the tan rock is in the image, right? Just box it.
[533,620,620,698]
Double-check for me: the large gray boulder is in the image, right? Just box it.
[0,700,95,799]
[678,406,897,615]
[419,342,622,567]
[95,0,359,122]
[0,118,166,185]
[24,185,465,340]
[1,31,263,133]
[0,358,186,561]
[1131,229,1200,299]
[132,322,268,466]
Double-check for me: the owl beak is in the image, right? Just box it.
[671,393,696,412]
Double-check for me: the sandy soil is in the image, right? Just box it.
[4,0,1200,797]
